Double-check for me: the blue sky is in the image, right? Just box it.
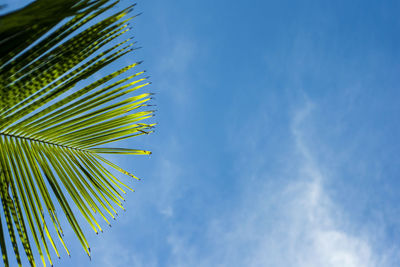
[2,0,400,266]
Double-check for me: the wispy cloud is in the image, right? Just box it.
[165,100,391,267]
[277,101,377,267]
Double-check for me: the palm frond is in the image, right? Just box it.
[0,1,153,266]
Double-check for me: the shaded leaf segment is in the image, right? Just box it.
[0,1,154,266]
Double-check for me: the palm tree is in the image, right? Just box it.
[0,0,153,266]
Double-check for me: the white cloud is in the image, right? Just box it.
[283,101,376,267]
[165,100,388,267]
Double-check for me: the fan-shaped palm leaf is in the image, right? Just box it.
[0,1,153,266]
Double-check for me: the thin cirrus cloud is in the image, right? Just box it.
[162,102,384,267]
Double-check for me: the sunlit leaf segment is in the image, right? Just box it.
[0,1,153,266]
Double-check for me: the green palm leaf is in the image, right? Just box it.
[0,1,154,266]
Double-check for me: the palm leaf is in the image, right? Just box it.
[0,1,154,266]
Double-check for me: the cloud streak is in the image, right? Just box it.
[165,100,386,267]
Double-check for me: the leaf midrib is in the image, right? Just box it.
[0,131,90,152]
